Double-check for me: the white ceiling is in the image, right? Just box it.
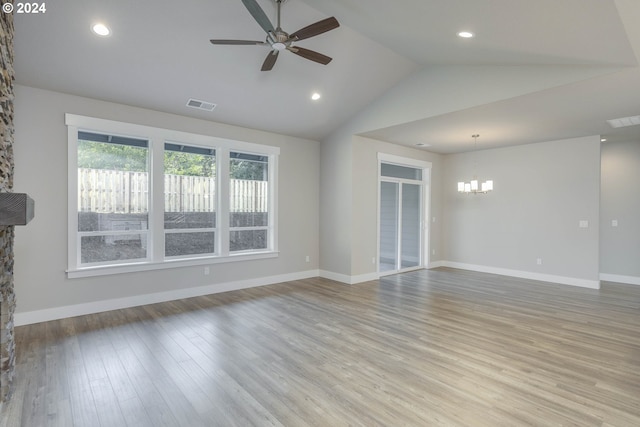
[13,0,640,152]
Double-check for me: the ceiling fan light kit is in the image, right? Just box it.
[210,0,340,71]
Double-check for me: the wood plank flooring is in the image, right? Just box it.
[1,267,639,426]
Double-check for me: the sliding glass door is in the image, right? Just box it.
[400,183,421,269]
[379,181,399,272]
[379,161,426,274]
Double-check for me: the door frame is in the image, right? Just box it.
[377,153,432,276]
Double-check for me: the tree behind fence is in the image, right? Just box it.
[78,168,267,213]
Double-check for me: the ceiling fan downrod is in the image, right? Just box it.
[276,0,283,30]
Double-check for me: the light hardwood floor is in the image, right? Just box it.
[1,268,639,426]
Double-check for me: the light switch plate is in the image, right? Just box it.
[579,220,589,228]
[611,219,618,227]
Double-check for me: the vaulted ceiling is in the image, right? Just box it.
[14,0,640,153]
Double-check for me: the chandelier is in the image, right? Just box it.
[457,134,493,194]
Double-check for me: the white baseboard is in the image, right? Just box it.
[15,269,320,326]
[17,263,611,326]
[351,272,380,284]
[319,270,379,285]
[319,270,351,284]
[599,273,640,286]
[440,261,601,289]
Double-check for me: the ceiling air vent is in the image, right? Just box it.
[606,115,640,128]
[186,98,216,112]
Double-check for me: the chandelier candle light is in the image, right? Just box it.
[457,134,493,194]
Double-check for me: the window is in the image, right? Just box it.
[76,131,150,265]
[380,163,423,180]
[67,114,279,277]
[164,143,216,257]
[229,152,269,252]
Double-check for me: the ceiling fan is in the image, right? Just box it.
[210,0,340,71]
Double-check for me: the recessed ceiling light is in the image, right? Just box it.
[92,23,111,37]
[458,31,474,38]
[311,92,321,101]
[601,138,607,142]
[415,143,431,147]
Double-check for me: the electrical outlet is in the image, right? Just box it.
[432,249,435,255]
[536,258,543,265]
[611,219,618,227]
[372,257,376,265]
[204,266,210,275]
[305,255,310,263]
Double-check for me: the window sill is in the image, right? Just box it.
[67,251,279,279]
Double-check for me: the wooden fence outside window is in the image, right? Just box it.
[78,168,267,213]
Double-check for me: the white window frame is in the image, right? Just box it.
[66,114,279,278]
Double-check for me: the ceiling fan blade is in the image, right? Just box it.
[287,46,332,65]
[210,39,266,45]
[289,17,339,41]
[241,0,275,34]
[261,50,279,71]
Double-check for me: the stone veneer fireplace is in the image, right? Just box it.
[0,7,14,406]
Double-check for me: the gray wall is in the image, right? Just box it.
[319,128,353,277]
[11,82,631,322]
[318,64,610,280]
[13,85,320,316]
[351,136,442,277]
[320,134,443,280]
[443,136,601,284]
[600,139,640,279]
